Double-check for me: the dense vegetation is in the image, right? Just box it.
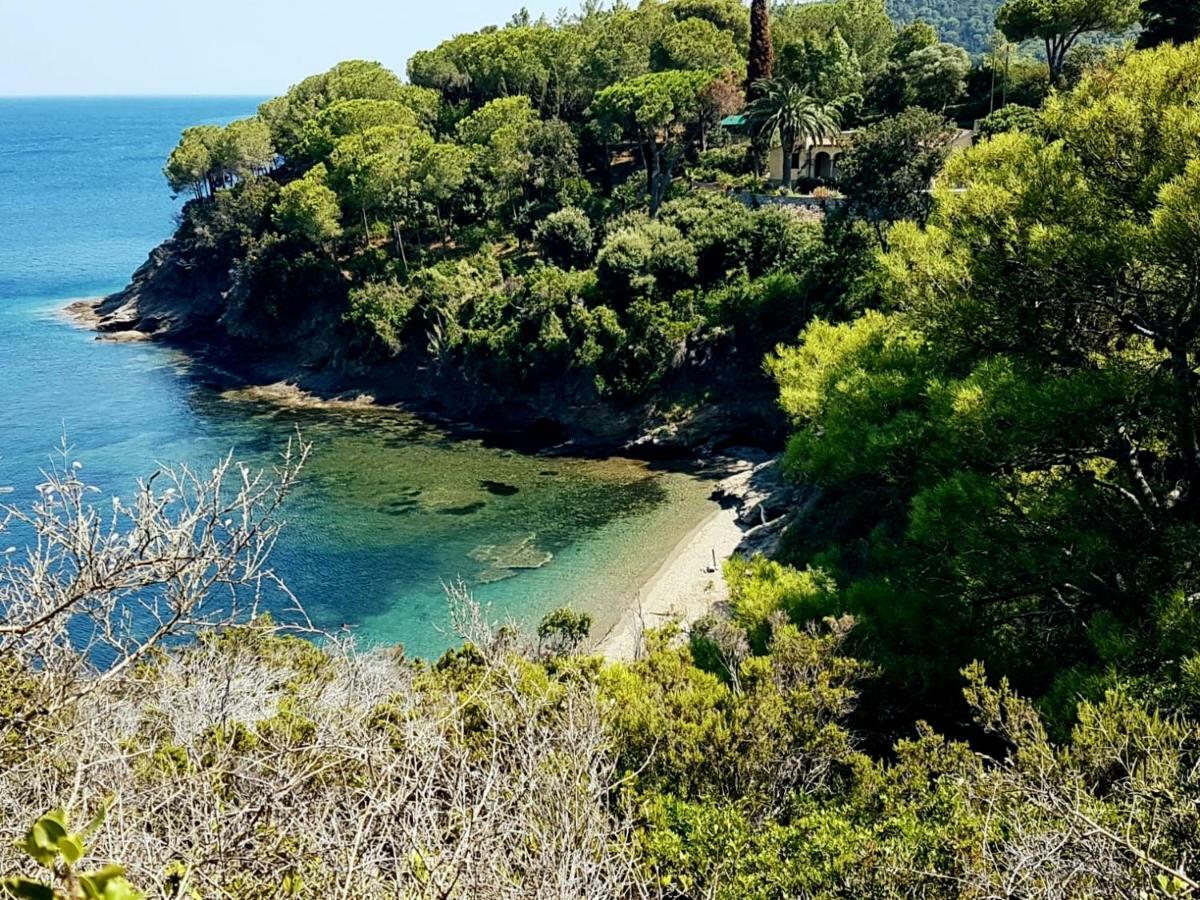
[886,0,1002,53]
[10,0,1200,897]
[145,0,1021,436]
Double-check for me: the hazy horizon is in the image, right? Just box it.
[0,0,563,97]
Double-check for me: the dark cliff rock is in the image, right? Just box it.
[88,240,229,339]
[80,239,786,455]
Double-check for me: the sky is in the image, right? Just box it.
[0,0,564,96]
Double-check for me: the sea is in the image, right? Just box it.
[0,97,717,657]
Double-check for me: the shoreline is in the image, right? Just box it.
[63,274,792,460]
[595,454,791,660]
[595,501,744,659]
[62,295,791,656]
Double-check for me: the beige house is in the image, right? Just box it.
[767,128,975,183]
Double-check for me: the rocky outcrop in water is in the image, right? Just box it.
[76,240,229,340]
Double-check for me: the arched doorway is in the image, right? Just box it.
[814,152,833,180]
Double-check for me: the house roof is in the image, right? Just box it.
[720,114,748,128]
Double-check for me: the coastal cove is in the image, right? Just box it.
[0,96,742,658]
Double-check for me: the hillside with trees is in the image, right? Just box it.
[86,0,1014,446]
[12,0,1200,897]
[886,0,1002,52]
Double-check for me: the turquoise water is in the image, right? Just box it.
[0,98,717,657]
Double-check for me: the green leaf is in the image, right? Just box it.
[80,866,142,900]
[58,833,85,865]
[19,811,70,867]
[80,799,112,839]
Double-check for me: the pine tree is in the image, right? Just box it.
[1137,0,1200,47]
[747,0,775,98]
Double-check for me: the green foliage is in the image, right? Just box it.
[536,607,593,656]
[774,0,897,76]
[164,124,221,200]
[596,220,698,305]
[668,0,751,47]
[45,20,1200,897]
[344,279,415,355]
[901,41,971,109]
[259,60,411,160]
[726,555,840,648]
[184,176,280,258]
[836,107,960,238]
[1138,0,1200,46]
[150,1,896,411]
[651,16,744,72]
[775,28,865,106]
[408,24,593,119]
[3,806,143,900]
[885,0,1004,52]
[165,118,274,200]
[996,0,1141,81]
[866,22,970,115]
[294,98,424,166]
[765,43,1200,726]
[599,619,864,800]
[748,0,775,93]
[975,102,1041,139]
[592,69,720,214]
[273,164,342,246]
[533,206,595,269]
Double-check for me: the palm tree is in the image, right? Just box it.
[746,78,841,191]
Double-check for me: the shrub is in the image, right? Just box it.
[596,221,698,306]
[344,279,416,355]
[702,272,809,348]
[747,208,820,277]
[976,103,1041,141]
[659,193,754,285]
[533,207,595,269]
[537,607,593,656]
[688,144,752,181]
[725,554,840,649]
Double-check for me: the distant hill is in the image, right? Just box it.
[886,0,1002,53]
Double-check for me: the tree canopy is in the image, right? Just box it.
[996,0,1142,82]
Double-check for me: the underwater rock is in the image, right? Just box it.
[440,501,487,516]
[469,533,553,583]
[480,479,520,496]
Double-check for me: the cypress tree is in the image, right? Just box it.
[747,0,774,98]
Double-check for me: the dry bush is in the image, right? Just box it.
[0,442,648,898]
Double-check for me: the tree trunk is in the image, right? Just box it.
[393,220,410,275]
[781,133,795,190]
[1171,345,1199,511]
[643,141,657,206]
[649,145,669,217]
[1046,37,1068,86]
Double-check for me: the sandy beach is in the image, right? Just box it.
[595,452,792,660]
[595,502,744,659]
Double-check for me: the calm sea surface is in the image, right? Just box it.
[0,97,717,657]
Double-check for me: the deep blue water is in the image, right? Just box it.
[0,98,713,657]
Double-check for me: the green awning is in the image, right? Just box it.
[720,114,747,128]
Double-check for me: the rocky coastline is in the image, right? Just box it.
[67,243,805,655]
[67,241,788,459]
